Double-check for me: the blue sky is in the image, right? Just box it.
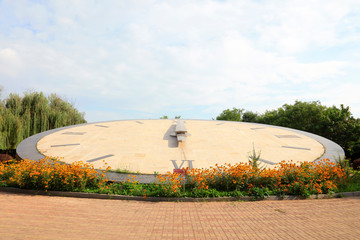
[1,0,359,122]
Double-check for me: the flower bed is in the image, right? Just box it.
[0,157,358,199]
[0,157,105,192]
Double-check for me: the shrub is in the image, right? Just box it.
[0,157,350,198]
[0,157,102,192]
[157,158,345,198]
[352,158,360,170]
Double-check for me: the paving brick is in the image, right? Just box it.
[0,192,359,239]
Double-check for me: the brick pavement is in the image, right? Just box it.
[0,192,359,239]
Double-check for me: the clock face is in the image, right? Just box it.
[35,120,326,174]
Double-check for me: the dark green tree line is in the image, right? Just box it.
[0,91,86,151]
[216,101,360,161]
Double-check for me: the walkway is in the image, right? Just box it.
[0,192,359,239]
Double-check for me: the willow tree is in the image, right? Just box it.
[0,91,86,151]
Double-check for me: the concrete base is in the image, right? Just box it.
[17,119,345,174]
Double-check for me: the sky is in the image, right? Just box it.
[0,0,360,122]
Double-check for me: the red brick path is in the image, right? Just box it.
[0,192,359,239]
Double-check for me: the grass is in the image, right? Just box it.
[0,157,359,199]
[337,173,360,192]
[107,168,141,174]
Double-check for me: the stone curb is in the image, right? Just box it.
[1,187,359,202]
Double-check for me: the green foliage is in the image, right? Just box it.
[216,107,244,121]
[0,158,101,192]
[1,158,358,199]
[337,169,360,192]
[257,101,327,133]
[107,168,141,174]
[242,111,259,122]
[248,144,263,172]
[249,187,270,200]
[160,115,181,119]
[335,156,360,192]
[257,101,360,161]
[0,91,86,151]
[1,110,22,149]
[217,101,360,161]
[188,188,231,198]
[335,156,352,177]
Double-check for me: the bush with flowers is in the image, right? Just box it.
[0,157,358,199]
[0,157,103,192]
[165,158,347,198]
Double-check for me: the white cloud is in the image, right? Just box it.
[0,0,359,121]
[0,48,23,77]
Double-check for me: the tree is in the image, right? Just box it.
[255,101,360,159]
[160,115,181,119]
[216,108,244,121]
[257,101,328,134]
[216,101,360,161]
[321,105,360,160]
[0,91,86,151]
[242,111,259,122]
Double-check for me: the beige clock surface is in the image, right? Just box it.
[36,120,324,174]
